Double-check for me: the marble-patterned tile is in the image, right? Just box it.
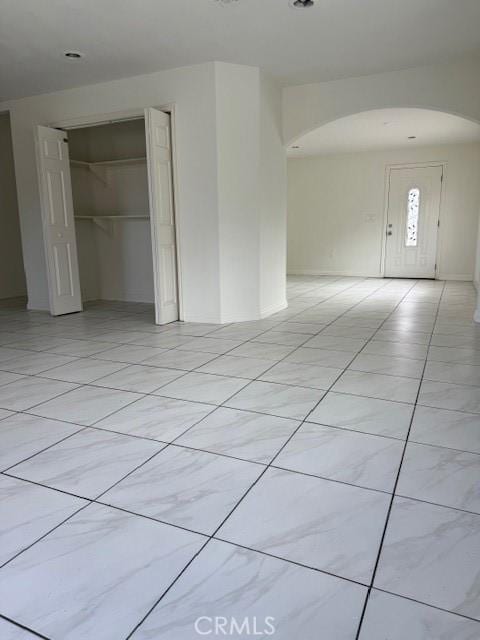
[1,351,77,375]
[94,344,166,364]
[333,370,419,403]
[47,338,115,357]
[397,442,480,513]
[177,337,242,354]
[253,330,309,347]
[274,321,326,334]
[0,475,87,566]
[103,446,262,534]
[0,378,78,411]
[0,618,40,639]
[0,408,14,420]
[29,385,143,425]
[226,380,324,420]
[228,341,296,361]
[275,423,403,492]
[0,347,33,363]
[374,329,431,345]
[374,497,480,619]
[428,346,480,365]
[424,361,480,387]
[349,353,424,378]
[196,355,275,379]
[359,590,480,640]
[309,392,413,439]
[141,348,217,371]
[158,372,248,405]
[95,395,213,441]
[430,334,480,348]
[0,503,204,640]
[127,333,193,348]
[131,539,366,640]
[322,325,377,339]
[131,333,194,349]
[9,428,162,499]
[418,380,480,413]
[0,371,26,389]
[285,347,355,368]
[176,407,299,463]
[40,358,127,384]
[259,361,342,390]
[410,405,480,454]
[302,335,367,352]
[0,413,82,470]
[218,467,390,583]
[362,339,428,360]
[94,364,184,393]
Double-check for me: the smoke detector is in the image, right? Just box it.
[64,51,84,60]
[290,0,315,8]
[214,0,239,5]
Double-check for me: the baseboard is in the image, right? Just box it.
[26,298,49,312]
[260,299,288,318]
[436,273,473,282]
[288,268,380,278]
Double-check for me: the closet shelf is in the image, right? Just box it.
[70,157,146,167]
[74,214,149,220]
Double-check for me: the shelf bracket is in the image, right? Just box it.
[92,217,113,233]
[89,165,108,186]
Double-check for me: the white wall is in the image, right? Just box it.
[1,61,287,323]
[214,63,287,322]
[259,72,287,317]
[288,143,480,280]
[283,58,480,145]
[1,63,221,321]
[0,113,26,299]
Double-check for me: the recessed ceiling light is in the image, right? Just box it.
[64,51,84,60]
[407,135,417,139]
[290,0,315,8]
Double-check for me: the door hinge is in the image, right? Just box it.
[437,219,440,227]
[441,173,444,183]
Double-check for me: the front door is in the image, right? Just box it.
[384,165,442,278]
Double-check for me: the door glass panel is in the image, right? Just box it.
[406,187,420,247]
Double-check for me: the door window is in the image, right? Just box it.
[405,187,420,247]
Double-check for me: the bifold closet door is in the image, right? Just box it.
[35,125,82,315]
[145,108,179,324]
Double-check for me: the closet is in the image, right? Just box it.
[35,107,178,323]
[68,118,154,305]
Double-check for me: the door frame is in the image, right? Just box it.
[380,161,446,279]
[49,105,184,321]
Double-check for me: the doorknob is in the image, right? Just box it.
[386,231,392,236]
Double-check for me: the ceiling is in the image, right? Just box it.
[287,109,480,156]
[1,0,480,100]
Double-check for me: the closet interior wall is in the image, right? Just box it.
[69,119,155,304]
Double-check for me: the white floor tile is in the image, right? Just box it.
[176,407,299,463]
[218,467,390,583]
[131,539,366,640]
[0,504,204,640]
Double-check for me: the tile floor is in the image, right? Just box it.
[0,276,479,639]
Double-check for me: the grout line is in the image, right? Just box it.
[353,278,447,640]
[0,280,478,638]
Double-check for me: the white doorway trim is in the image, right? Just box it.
[380,161,446,279]
[49,105,184,321]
